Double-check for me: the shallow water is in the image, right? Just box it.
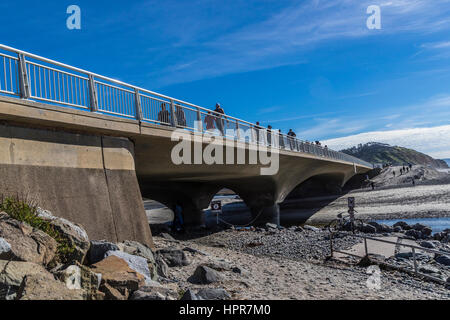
[375,217,450,234]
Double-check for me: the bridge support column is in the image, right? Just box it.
[251,203,280,227]
[183,203,206,229]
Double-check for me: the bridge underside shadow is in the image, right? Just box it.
[135,133,370,227]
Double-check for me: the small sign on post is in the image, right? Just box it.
[211,200,222,225]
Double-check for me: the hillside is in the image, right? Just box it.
[340,142,449,168]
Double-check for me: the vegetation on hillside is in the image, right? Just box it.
[340,142,449,168]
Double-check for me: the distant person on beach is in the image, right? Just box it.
[412,179,416,186]
[409,163,413,170]
[400,168,403,175]
[393,171,396,177]
[371,182,375,190]
[157,103,171,125]
[172,202,185,233]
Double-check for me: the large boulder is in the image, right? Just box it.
[90,255,145,299]
[0,237,12,260]
[393,221,411,230]
[117,240,157,280]
[0,212,57,266]
[421,227,432,237]
[130,284,178,301]
[157,249,191,267]
[117,240,155,264]
[197,288,231,300]
[412,223,428,232]
[0,261,54,300]
[360,223,377,234]
[105,250,153,285]
[88,240,119,265]
[37,208,90,264]
[405,229,422,240]
[190,266,224,284]
[419,241,436,249]
[16,274,85,300]
[56,263,102,298]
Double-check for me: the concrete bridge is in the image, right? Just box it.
[0,45,372,247]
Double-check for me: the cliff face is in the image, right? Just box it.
[340,142,449,169]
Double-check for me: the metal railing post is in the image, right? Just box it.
[196,107,203,132]
[134,88,143,120]
[236,120,240,140]
[17,54,31,99]
[88,74,98,112]
[170,99,178,127]
[412,248,418,275]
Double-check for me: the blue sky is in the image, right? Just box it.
[1,0,450,157]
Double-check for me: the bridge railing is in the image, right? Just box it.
[0,44,372,168]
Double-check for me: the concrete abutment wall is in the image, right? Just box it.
[0,122,153,248]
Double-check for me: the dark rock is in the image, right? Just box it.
[435,255,450,266]
[294,226,304,232]
[393,221,411,230]
[155,254,170,278]
[161,233,176,241]
[118,240,155,264]
[196,288,231,300]
[405,229,422,239]
[130,285,178,300]
[419,241,436,249]
[412,223,427,231]
[88,240,119,264]
[360,223,377,234]
[418,265,440,274]
[421,227,432,237]
[393,226,403,233]
[181,289,200,300]
[190,265,224,284]
[157,249,191,267]
[183,247,207,256]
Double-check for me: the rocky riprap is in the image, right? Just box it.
[0,208,232,300]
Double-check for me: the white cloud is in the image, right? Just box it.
[323,125,450,159]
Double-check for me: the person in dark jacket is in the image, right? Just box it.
[157,103,171,125]
[175,105,187,127]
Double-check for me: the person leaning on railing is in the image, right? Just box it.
[287,129,296,150]
[175,105,187,127]
[204,111,216,133]
[214,103,225,135]
[157,103,171,125]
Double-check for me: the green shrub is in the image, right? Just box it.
[0,196,75,264]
